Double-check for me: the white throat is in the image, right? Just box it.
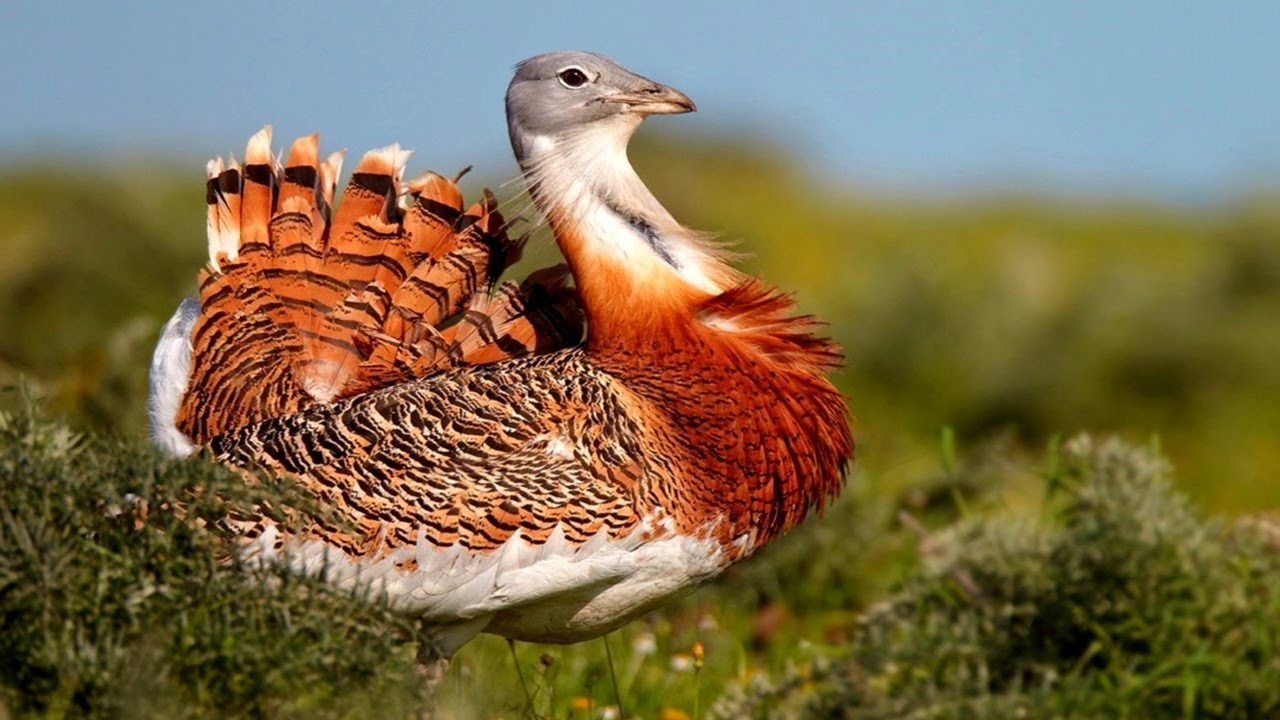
[517,122,727,296]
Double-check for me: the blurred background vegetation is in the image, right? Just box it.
[1,133,1278,717]
[3,134,1277,510]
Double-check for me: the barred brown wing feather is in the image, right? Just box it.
[210,351,649,556]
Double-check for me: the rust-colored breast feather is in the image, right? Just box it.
[589,280,853,552]
[177,130,582,444]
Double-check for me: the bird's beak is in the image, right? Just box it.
[600,82,697,115]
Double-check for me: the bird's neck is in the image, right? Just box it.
[518,125,736,349]
[517,126,852,550]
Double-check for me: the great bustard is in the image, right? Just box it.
[150,50,852,680]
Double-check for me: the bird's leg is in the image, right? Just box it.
[508,638,534,713]
[414,637,451,720]
[413,616,493,718]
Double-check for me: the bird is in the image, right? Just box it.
[149,50,853,684]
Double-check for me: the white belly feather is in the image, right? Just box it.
[242,516,730,652]
[148,298,198,457]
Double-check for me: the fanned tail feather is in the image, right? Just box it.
[450,265,583,365]
[176,128,582,444]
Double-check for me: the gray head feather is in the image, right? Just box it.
[506,51,695,166]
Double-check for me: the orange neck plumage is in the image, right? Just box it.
[550,220,853,555]
[550,222,706,350]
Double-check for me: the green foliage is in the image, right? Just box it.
[0,395,426,719]
[0,167,206,431]
[710,436,1280,719]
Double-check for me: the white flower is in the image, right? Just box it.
[632,632,656,656]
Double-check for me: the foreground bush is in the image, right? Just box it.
[0,399,425,719]
[5,393,1278,719]
[711,436,1280,719]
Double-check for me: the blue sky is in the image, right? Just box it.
[2,2,1277,199]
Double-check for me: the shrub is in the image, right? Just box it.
[0,396,426,719]
[710,436,1280,719]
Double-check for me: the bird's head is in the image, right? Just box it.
[506,51,695,164]
[504,51,735,320]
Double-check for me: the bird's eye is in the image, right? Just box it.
[557,67,590,89]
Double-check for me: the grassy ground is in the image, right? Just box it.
[1,135,1277,717]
